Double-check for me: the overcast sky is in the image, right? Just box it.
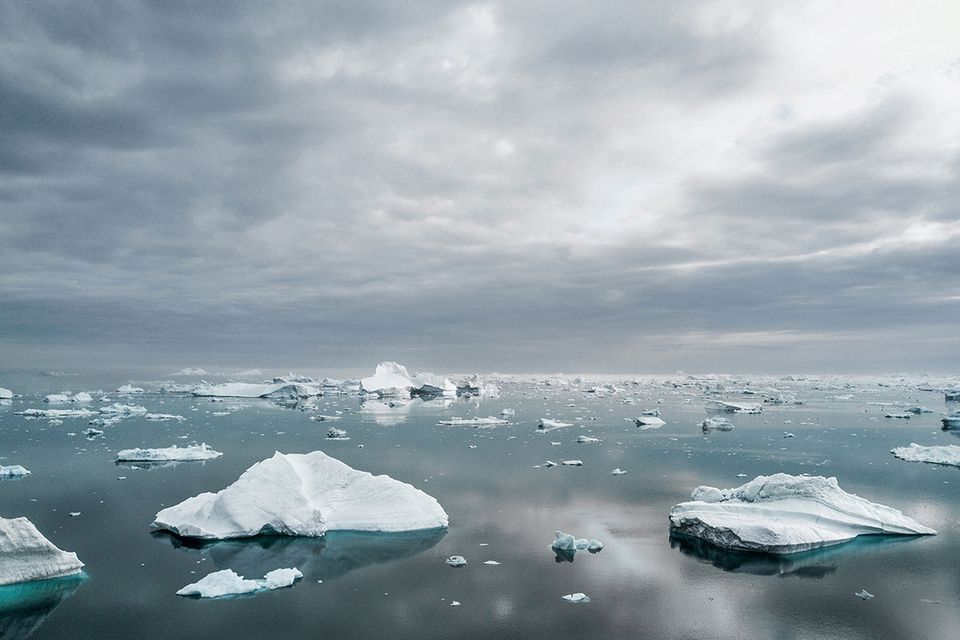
[1,1,958,374]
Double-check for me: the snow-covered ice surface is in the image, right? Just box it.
[176,567,302,598]
[116,444,223,462]
[0,517,84,585]
[891,443,960,467]
[670,474,935,554]
[151,451,448,539]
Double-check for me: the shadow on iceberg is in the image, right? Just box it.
[0,574,84,640]
[669,532,923,578]
[155,529,447,581]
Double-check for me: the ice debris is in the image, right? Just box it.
[116,385,144,394]
[610,468,627,475]
[891,443,960,468]
[0,517,84,585]
[707,400,762,414]
[561,460,583,467]
[562,592,590,603]
[669,473,935,554]
[16,408,97,419]
[941,410,960,429]
[634,416,666,429]
[0,466,30,479]
[116,444,223,462]
[176,567,302,598]
[437,417,509,427]
[701,417,735,432]
[151,451,448,539]
[325,427,349,440]
[360,362,456,398]
[552,531,602,554]
[445,556,467,567]
[855,589,875,600]
[576,435,601,444]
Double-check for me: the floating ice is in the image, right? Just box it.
[0,517,84,585]
[701,417,735,432]
[562,592,590,603]
[151,451,448,539]
[116,385,144,394]
[576,435,600,444]
[311,415,341,422]
[326,427,349,440]
[634,416,665,429]
[537,419,572,432]
[16,408,97,419]
[445,555,467,567]
[455,374,501,398]
[0,466,30,479]
[855,589,875,600]
[891,443,960,468]
[99,403,148,416]
[501,408,515,416]
[483,560,500,565]
[116,444,223,462]
[941,410,960,429]
[885,413,911,419]
[45,392,92,403]
[144,413,186,422]
[669,473,935,554]
[176,567,302,598]
[561,460,582,467]
[0,387,12,399]
[552,531,602,554]
[437,417,510,427]
[610,468,627,475]
[360,362,456,398]
[83,428,104,438]
[707,400,762,414]
[192,381,320,399]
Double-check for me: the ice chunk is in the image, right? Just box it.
[99,403,147,416]
[501,408,515,416]
[891,443,960,467]
[445,555,467,567]
[944,389,960,402]
[437,417,510,427]
[701,417,735,432]
[634,416,665,429]
[144,413,186,422]
[670,474,935,554]
[941,410,960,429]
[176,567,302,598]
[576,435,600,444]
[43,394,70,404]
[551,531,603,556]
[0,517,84,585]
[536,419,572,432]
[855,589,875,600]
[116,385,144,394]
[360,362,456,398]
[0,387,12,399]
[325,427,349,440]
[707,400,762,414]
[562,592,590,603]
[610,468,627,475]
[116,444,223,462]
[455,374,501,398]
[0,466,30,479]
[151,451,448,539]
[16,408,97,419]
[311,415,341,422]
[884,412,911,419]
[83,428,104,438]
[561,460,583,467]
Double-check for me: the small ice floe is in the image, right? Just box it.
[891,443,960,468]
[701,417,735,432]
[100,403,148,416]
[640,408,661,416]
[450,600,461,606]
[941,410,960,429]
[445,556,467,567]
[884,413,912,420]
[610,468,627,475]
[44,392,92,403]
[83,428,104,438]
[176,568,302,598]
[561,460,583,467]
[633,416,665,429]
[537,419,572,433]
[854,589,875,600]
[0,516,84,584]
[483,560,500,565]
[669,474,935,554]
[16,408,97,419]
[144,413,186,422]
[562,593,590,603]
[311,415,342,422]
[501,408,515,416]
[116,384,145,394]
[437,417,510,427]
[707,400,762,414]
[68,512,80,518]
[0,465,30,479]
[325,427,350,441]
[0,387,13,400]
[784,432,795,438]
[543,461,558,468]
[116,444,223,462]
[151,451,447,539]
[576,435,601,444]
[551,531,603,561]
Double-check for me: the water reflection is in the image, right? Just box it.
[0,575,84,640]
[359,397,458,426]
[157,529,446,580]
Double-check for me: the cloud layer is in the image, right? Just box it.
[2,1,958,373]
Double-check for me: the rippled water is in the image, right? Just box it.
[1,369,958,639]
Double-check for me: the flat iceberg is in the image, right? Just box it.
[562,592,590,603]
[537,419,572,433]
[437,417,509,427]
[634,416,665,429]
[16,408,97,419]
[192,381,319,399]
[707,400,762,414]
[116,384,144,394]
[151,451,448,539]
[360,362,456,398]
[0,517,84,585]
[891,443,960,467]
[116,444,223,462]
[176,567,302,598]
[669,473,935,554]
[0,465,31,479]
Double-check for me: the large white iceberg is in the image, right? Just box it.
[176,567,302,598]
[669,473,934,554]
[116,444,223,462]
[360,362,456,398]
[891,443,960,467]
[0,517,84,585]
[151,451,448,539]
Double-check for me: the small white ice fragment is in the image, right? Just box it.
[576,435,600,444]
[445,556,467,567]
[561,460,582,467]
[483,560,500,565]
[855,589,874,600]
[562,592,590,603]
[610,468,627,475]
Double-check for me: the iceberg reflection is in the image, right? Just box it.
[0,574,84,640]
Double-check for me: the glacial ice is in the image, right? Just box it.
[552,531,603,553]
[0,517,84,585]
[707,400,762,414]
[0,466,31,479]
[0,387,12,399]
[16,408,97,419]
[116,444,223,462]
[360,362,456,398]
[634,416,665,429]
[437,417,510,426]
[941,410,960,429]
[326,427,349,440]
[151,451,448,539]
[176,567,302,598]
[891,443,960,467]
[192,381,320,399]
[116,385,144,394]
[701,417,735,432]
[669,473,935,554]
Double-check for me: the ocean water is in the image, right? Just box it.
[1,369,958,639]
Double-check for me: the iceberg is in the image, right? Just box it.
[610,468,627,475]
[944,388,960,402]
[360,362,456,398]
[0,517,84,585]
[455,374,501,398]
[151,451,448,539]
[891,443,960,467]
[941,410,960,429]
[561,460,582,467]
[0,465,31,479]
[669,474,935,554]
[0,387,12,399]
[576,435,600,444]
[116,444,223,462]
[116,385,144,394]
[325,427,349,440]
[536,419,572,432]
[445,555,467,567]
[562,592,590,603]
[99,403,147,416]
[634,416,665,429]
[144,413,186,422]
[437,417,509,427]
[176,567,302,598]
[192,381,320,399]
[551,531,602,554]
[16,408,97,419]
[701,417,735,432]
[707,400,762,414]
[43,392,92,404]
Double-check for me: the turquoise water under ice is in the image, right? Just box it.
[1,369,958,639]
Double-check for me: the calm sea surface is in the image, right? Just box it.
[1,368,957,639]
